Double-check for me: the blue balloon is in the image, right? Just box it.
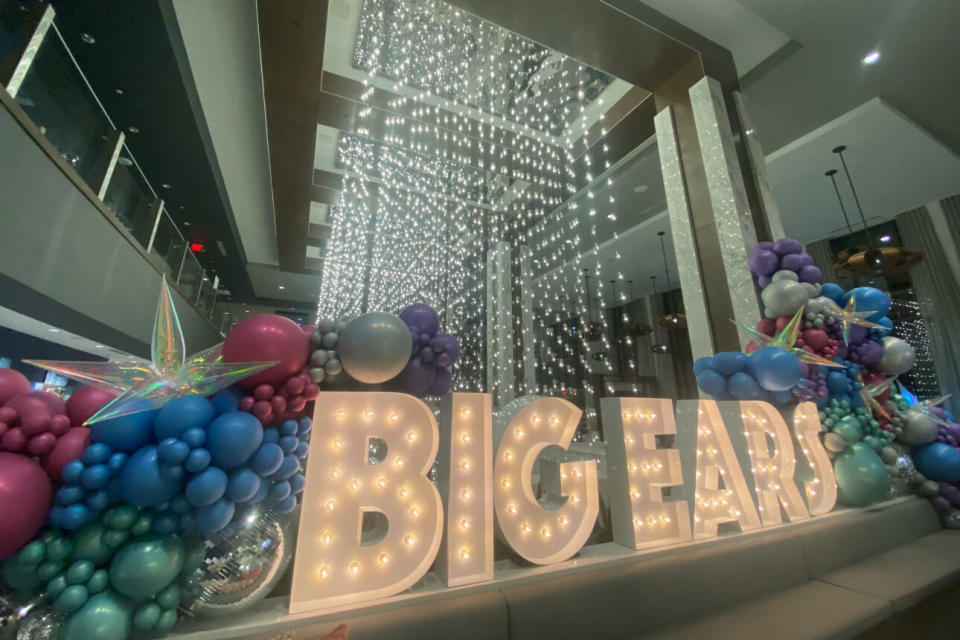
[295,441,309,458]
[696,369,726,397]
[119,446,184,507]
[250,443,284,476]
[57,486,85,506]
[826,371,849,394]
[280,420,298,436]
[84,489,110,512]
[108,452,127,473]
[82,443,112,465]
[206,412,264,469]
[693,357,715,376]
[714,352,748,376]
[913,442,960,482]
[769,389,795,405]
[196,499,235,534]
[841,286,890,321]
[835,443,889,506]
[272,454,300,481]
[279,435,299,455]
[210,388,244,415]
[821,283,844,303]
[62,460,84,484]
[727,372,760,399]
[874,316,893,336]
[289,473,306,495]
[152,512,178,535]
[80,465,111,490]
[89,411,158,453]
[268,480,291,502]
[226,469,261,503]
[154,396,215,441]
[274,495,297,514]
[247,479,271,505]
[297,417,312,435]
[157,438,190,465]
[181,428,206,449]
[747,347,803,392]
[184,448,211,474]
[262,428,280,444]
[185,467,228,507]
[61,503,91,529]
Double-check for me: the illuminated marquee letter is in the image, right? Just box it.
[601,397,691,550]
[739,401,809,525]
[435,393,493,587]
[290,393,443,612]
[790,401,838,515]
[681,400,761,539]
[493,397,598,564]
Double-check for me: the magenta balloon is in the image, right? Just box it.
[0,452,52,559]
[65,386,117,426]
[222,314,310,390]
[20,391,66,417]
[0,369,31,405]
[4,394,51,433]
[398,358,436,396]
[42,426,91,481]
[399,304,440,337]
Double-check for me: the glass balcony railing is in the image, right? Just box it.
[3,6,232,335]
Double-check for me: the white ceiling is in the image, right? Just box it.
[766,98,960,244]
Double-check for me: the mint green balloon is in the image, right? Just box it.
[833,416,862,444]
[835,443,890,506]
[109,536,184,600]
[63,591,132,640]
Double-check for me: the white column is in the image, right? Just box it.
[733,91,786,240]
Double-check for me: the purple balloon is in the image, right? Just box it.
[436,353,452,368]
[858,340,883,365]
[799,264,822,284]
[748,248,780,276]
[398,358,436,396]
[932,496,952,512]
[945,423,960,442]
[931,407,949,422]
[430,334,460,364]
[780,253,806,272]
[757,274,772,288]
[427,368,452,396]
[399,304,440,338]
[773,237,804,256]
[420,346,435,363]
[797,253,814,267]
[418,333,431,346]
[939,482,960,505]
[757,241,775,251]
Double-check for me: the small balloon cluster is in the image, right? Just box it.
[0,300,461,639]
[694,236,960,516]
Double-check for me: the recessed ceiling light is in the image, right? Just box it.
[880,234,891,242]
[633,185,648,193]
[80,33,95,45]
[48,328,60,333]
[161,183,172,190]
[863,50,880,65]
[183,221,191,226]
[115,88,124,95]
[128,126,140,134]
[278,285,286,290]
[94,344,105,349]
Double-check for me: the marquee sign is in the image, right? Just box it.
[290,392,837,614]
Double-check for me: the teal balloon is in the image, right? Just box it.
[63,591,132,640]
[133,602,161,630]
[109,535,184,600]
[833,416,863,444]
[834,443,890,506]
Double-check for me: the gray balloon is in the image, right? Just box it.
[321,332,339,349]
[897,409,938,446]
[316,318,336,334]
[324,358,342,376]
[338,312,412,383]
[309,331,324,347]
[309,367,326,383]
[335,320,349,333]
[878,337,916,376]
[310,349,329,367]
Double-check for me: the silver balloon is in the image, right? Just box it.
[878,337,916,376]
[15,607,62,640]
[338,312,412,384]
[886,477,912,499]
[180,506,298,616]
[761,276,813,319]
[897,409,938,446]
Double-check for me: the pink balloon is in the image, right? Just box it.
[270,395,288,414]
[4,394,51,433]
[252,400,273,422]
[20,391,65,417]
[49,414,71,436]
[238,396,255,412]
[253,384,275,401]
[0,452,52,559]
[288,396,307,413]
[65,386,117,426]
[0,369,31,405]
[301,325,317,336]
[41,427,91,482]
[222,315,309,390]
[27,432,56,456]
[1,428,27,451]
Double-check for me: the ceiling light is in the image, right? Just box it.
[80,33,95,45]
[94,344,105,348]
[48,328,60,333]
[115,88,124,95]
[161,183,172,190]
[183,221,191,227]
[862,50,880,65]
[880,235,891,243]
[278,285,286,290]
[127,126,139,134]
[633,185,648,193]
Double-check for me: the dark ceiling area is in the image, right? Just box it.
[47,0,254,300]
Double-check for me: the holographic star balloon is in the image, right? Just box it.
[26,278,277,424]
[897,382,952,427]
[858,372,897,421]
[735,309,844,369]
[824,297,886,345]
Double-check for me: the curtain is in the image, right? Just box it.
[805,239,840,285]
[897,206,960,415]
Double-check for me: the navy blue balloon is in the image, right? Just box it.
[196,498,235,534]
[119,446,184,507]
[747,347,803,392]
[185,467,228,507]
[89,411,158,453]
[727,372,760,399]
[913,442,960,482]
[205,412,264,469]
[821,283,844,303]
[155,396,215,441]
[693,357,715,376]
[841,286,890,321]
[697,369,726,397]
[272,454,300,481]
[714,352,749,376]
[250,443,284,476]
[210,388,244,415]
[226,468,261,503]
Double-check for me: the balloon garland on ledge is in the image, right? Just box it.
[695,237,959,513]
[0,281,459,639]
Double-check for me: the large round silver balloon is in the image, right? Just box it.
[180,506,297,616]
[897,409,938,446]
[878,337,916,376]
[338,312,412,384]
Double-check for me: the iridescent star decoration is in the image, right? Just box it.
[735,309,844,369]
[824,297,886,345]
[26,278,277,424]
[858,372,897,421]
[897,382,952,427]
